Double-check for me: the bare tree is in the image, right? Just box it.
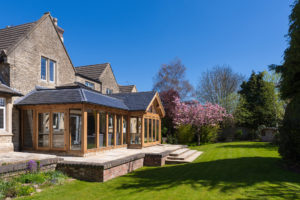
[153,58,193,99]
[196,65,244,113]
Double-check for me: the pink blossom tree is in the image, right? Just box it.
[173,97,232,145]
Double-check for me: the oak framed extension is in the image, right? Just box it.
[17,87,165,156]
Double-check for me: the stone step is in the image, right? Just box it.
[169,148,190,157]
[167,150,198,160]
[166,151,202,164]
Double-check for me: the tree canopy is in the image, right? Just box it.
[234,71,278,129]
[153,58,193,99]
[196,65,244,113]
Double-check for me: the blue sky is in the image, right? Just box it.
[0,0,294,91]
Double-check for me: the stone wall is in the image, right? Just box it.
[0,158,62,180]
[5,15,76,150]
[100,65,119,94]
[144,154,167,166]
[57,154,144,182]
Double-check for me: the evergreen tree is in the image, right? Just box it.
[235,72,277,130]
[275,1,300,164]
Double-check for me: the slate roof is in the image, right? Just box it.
[75,64,108,83]
[0,22,36,51]
[15,86,156,111]
[119,85,136,93]
[0,83,22,96]
[108,91,156,111]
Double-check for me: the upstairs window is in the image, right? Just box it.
[49,60,56,82]
[41,57,47,80]
[85,81,95,89]
[0,98,6,130]
[106,88,113,94]
[41,57,56,82]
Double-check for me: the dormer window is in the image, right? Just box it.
[41,57,56,83]
[106,88,113,94]
[85,81,95,89]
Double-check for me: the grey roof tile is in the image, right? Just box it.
[119,85,136,93]
[75,64,108,82]
[0,22,36,51]
[108,91,156,111]
[15,86,156,111]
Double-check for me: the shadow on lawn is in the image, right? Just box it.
[118,157,300,199]
[216,142,277,150]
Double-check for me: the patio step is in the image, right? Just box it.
[167,149,198,160]
[169,148,190,157]
[166,151,202,164]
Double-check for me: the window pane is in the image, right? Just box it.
[87,110,96,149]
[85,81,95,89]
[38,113,50,147]
[149,119,152,142]
[108,114,114,146]
[130,117,141,144]
[41,57,47,80]
[152,119,155,142]
[49,60,55,82]
[99,112,106,147]
[144,119,148,143]
[156,120,159,141]
[70,109,82,150]
[123,118,127,145]
[23,110,33,148]
[52,112,65,148]
[0,109,3,129]
[0,98,5,106]
[116,116,122,145]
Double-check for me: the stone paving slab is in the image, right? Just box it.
[61,144,185,164]
[0,152,57,165]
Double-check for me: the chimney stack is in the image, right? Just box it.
[52,17,64,42]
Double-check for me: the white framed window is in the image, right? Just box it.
[106,88,113,94]
[41,57,56,82]
[0,98,6,130]
[41,57,47,81]
[85,81,95,89]
[49,60,56,82]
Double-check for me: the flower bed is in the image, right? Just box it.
[0,160,68,199]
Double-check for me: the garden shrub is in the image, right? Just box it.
[200,125,219,143]
[166,134,178,144]
[176,125,194,144]
[234,129,243,140]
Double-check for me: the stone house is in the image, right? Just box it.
[0,13,164,156]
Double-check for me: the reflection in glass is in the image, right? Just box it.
[99,112,106,147]
[52,112,65,148]
[23,110,33,148]
[144,119,148,143]
[123,118,127,144]
[87,110,96,149]
[108,114,114,146]
[70,109,82,150]
[38,113,50,147]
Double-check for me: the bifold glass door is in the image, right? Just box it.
[38,111,66,150]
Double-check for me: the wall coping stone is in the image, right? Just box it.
[0,157,63,174]
[59,153,145,170]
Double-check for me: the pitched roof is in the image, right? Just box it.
[0,83,22,96]
[108,91,156,111]
[75,64,108,83]
[14,85,157,112]
[119,85,136,93]
[15,86,128,110]
[0,22,36,51]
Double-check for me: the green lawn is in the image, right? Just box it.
[20,142,300,200]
